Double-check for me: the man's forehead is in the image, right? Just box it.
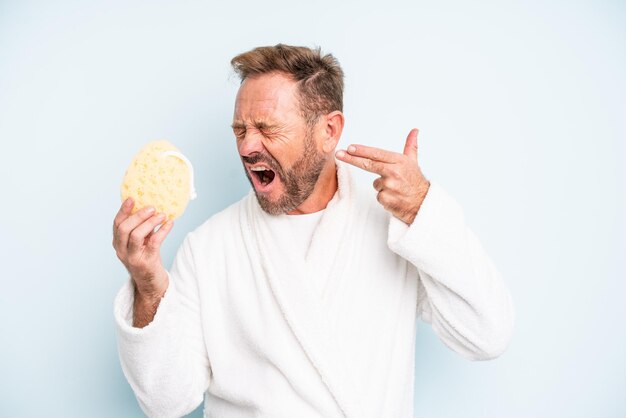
[233,73,301,120]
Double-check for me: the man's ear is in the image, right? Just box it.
[321,111,344,153]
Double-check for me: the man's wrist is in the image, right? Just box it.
[132,297,161,328]
[402,179,431,225]
[131,274,169,328]
[132,270,169,300]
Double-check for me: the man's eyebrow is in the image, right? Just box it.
[255,121,277,130]
[231,120,282,130]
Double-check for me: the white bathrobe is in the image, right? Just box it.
[114,160,515,418]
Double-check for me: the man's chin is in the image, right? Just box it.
[254,186,304,216]
[255,194,289,216]
[253,182,287,215]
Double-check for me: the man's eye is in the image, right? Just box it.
[259,128,278,138]
[233,129,246,139]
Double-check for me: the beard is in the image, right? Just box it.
[241,131,327,215]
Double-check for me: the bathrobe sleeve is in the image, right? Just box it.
[387,180,515,361]
[113,233,211,418]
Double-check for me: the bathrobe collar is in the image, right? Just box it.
[240,160,360,417]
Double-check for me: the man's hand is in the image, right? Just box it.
[112,198,174,326]
[335,128,430,225]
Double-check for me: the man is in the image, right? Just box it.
[112,44,514,418]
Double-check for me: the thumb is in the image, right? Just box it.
[403,128,419,161]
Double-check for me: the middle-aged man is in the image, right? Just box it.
[112,44,515,418]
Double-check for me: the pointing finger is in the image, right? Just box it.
[346,144,400,163]
[403,128,419,161]
[336,150,387,175]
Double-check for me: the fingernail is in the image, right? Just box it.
[125,198,133,207]
[145,206,155,214]
[156,213,165,220]
[336,150,346,158]
[348,145,356,153]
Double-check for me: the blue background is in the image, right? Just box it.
[0,0,624,417]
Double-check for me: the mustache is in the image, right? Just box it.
[242,153,281,173]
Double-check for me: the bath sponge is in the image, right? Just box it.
[120,140,197,220]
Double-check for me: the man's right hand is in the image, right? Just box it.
[112,198,174,308]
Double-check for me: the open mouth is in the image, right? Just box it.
[250,166,276,188]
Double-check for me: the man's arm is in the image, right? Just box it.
[114,234,212,417]
[112,195,211,417]
[336,129,514,360]
[387,180,515,360]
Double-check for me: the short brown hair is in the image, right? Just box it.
[230,44,344,127]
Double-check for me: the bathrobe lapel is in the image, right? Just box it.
[239,161,360,417]
[304,162,358,304]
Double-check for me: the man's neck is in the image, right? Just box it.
[287,161,338,215]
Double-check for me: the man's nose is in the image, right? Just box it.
[237,130,265,157]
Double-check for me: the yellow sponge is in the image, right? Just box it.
[120,140,197,221]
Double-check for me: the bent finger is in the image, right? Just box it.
[113,198,134,239]
[117,206,157,251]
[146,220,174,253]
[128,213,166,254]
[373,177,383,192]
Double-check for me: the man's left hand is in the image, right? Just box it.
[335,128,430,225]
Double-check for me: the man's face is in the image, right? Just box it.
[232,72,327,215]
